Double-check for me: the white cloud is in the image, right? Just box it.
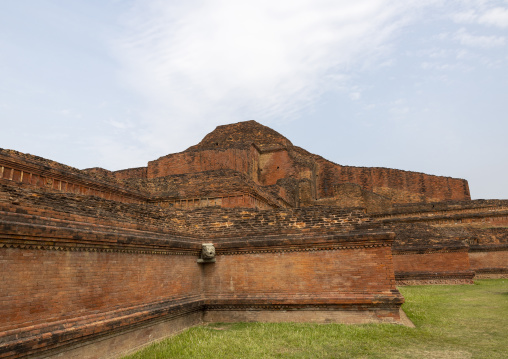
[478,7,508,28]
[350,92,361,100]
[389,98,411,119]
[113,0,427,154]
[452,5,508,28]
[96,0,508,165]
[454,28,505,47]
[452,10,479,24]
[57,109,82,119]
[109,119,134,130]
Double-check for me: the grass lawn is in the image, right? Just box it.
[123,279,508,359]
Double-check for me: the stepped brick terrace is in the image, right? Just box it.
[0,120,506,358]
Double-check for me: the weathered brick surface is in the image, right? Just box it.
[2,119,506,358]
[147,148,258,181]
[187,120,292,151]
[0,150,147,204]
[204,246,397,297]
[469,249,508,276]
[113,166,148,180]
[393,251,471,273]
[258,149,313,186]
[0,121,473,210]
[0,249,201,333]
[123,170,285,209]
[392,251,474,285]
[181,207,373,239]
[0,178,402,358]
[43,312,204,359]
[376,199,508,216]
[374,199,508,281]
[315,157,470,204]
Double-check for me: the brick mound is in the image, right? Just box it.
[1,120,507,358]
[187,120,293,150]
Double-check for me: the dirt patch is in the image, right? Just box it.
[398,308,416,328]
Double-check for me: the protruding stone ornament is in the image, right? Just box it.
[197,243,216,263]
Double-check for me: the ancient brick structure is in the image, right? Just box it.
[0,183,401,358]
[373,200,508,283]
[0,120,506,358]
[82,120,471,210]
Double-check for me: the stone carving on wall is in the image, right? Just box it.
[197,243,216,263]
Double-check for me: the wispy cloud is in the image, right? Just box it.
[113,0,426,152]
[452,4,508,29]
[479,6,508,28]
[454,27,505,47]
[90,0,508,170]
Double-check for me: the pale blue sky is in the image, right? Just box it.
[1,0,507,199]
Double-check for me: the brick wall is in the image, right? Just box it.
[113,166,148,180]
[0,151,146,204]
[393,250,471,273]
[469,246,508,278]
[378,199,508,216]
[200,232,402,324]
[0,180,404,358]
[312,183,391,213]
[180,207,372,239]
[316,158,470,204]
[259,149,313,186]
[393,250,474,285]
[372,199,508,279]
[204,247,397,298]
[123,169,285,209]
[147,147,259,183]
[0,249,201,333]
[161,193,276,210]
[0,181,371,240]
[0,202,202,358]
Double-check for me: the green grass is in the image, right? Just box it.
[124,279,508,359]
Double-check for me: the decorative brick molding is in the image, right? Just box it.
[395,271,475,285]
[469,244,508,252]
[474,267,508,274]
[473,268,508,279]
[392,244,469,255]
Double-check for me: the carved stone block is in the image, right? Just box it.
[197,243,216,263]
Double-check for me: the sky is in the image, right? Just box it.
[0,0,507,200]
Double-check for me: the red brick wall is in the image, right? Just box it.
[316,159,470,204]
[203,246,397,299]
[113,167,147,180]
[258,149,315,188]
[260,150,297,185]
[482,216,508,226]
[0,186,369,240]
[180,207,371,238]
[0,154,146,204]
[0,248,201,333]
[0,189,403,357]
[393,251,471,273]
[164,194,274,210]
[469,251,508,271]
[147,148,258,182]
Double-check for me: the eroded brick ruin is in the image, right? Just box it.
[1,120,506,358]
